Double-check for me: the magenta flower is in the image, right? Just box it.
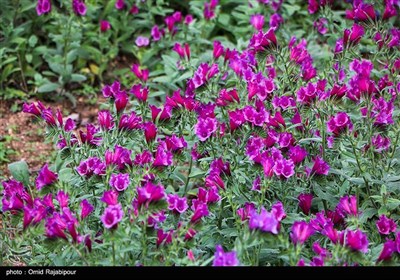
[151,25,163,41]
[343,24,364,48]
[45,213,67,240]
[376,215,397,235]
[78,124,102,146]
[383,2,397,20]
[101,203,124,229]
[237,202,255,221]
[248,29,277,53]
[336,195,358,217]
[114,91,128,113]
[308,0,318,14]
[147,211,166,228]
[23,101,46,116]
[167,194,188,214]
[56,191,69,208]
[288,145,307,164]
[212,245,239,266]
[36,163,58,190]
[134,150,153,166]
[72,0,87,16]
[309,156,330,176]
[36,0,51,16]
[109,173,130,192]
[250,14,264,31]
[142,122,157,143]
[341,229,369,253]
[153,141,173,167]
[98,110,114,130]
[314,18,328,34]
[249,207,280,234]
[191,63,219,88]
[80,199,94,220]
[2,180,31,212]
[76,157,106,178]
[101,190,119,206]
[137,182,165,207]
[173,43,190,60]
[190,201,209,223]
[378,240,396,262]
[105,145,133,170]
[197,187,220,204]
[135,36,150,47]
[298,193,313,215]
[100,20,111,32]
[204,0,218,20]
[273,158,295,179]
[327,112,353,136]
[346,2,376,22]
[130,84,149,102]
[131,64,149,82]
[290,221,315,245]
[269,13,283,30]
[184,14,193,24]
[195,117,218,142]
[150,104,172,121]
[115,0,126,10]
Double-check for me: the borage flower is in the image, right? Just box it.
[212,245,239,267]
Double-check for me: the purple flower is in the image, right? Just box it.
[197,187,220,204]
[101,203,124,229]
[72,0,87,16]
[105,145,133,170]
[250,14,264,30]
[343,24,364,48]
[36,163,58,190]
[109,173,130,192]
[151,25,163,41]
[314,18,328,34]
[376,215,397,235]
[56,191,69,208]
[76,157,106,178]
[290,221,315,245]
[309,156,330,176]
[45,213,67,240]
[336,195,358,217]
[269,13,283,30]
[341,229,369,253]
[98,110,114,130]
[137,182,165,207]
[167,194,188,214]
[273,158,295,179]
[147,211,166,228]
[36,0,51,16]
[327,112,353,136]
[131,64,149,82]
[212,245,239,266]
[101,190,119,206]
[80,199,94,220]
[298,193,313,215]
[130,84,149,102]
[288,145,307,164]
[378,240,396,262]
[135,36,150,47]
[195,117,218,142]
[249,207,280,234]
[371,134,390,153]
[237,202,255,221]
[153,141,173,167]
[184,14,193,24]
[115,0,126,10]
[100,20,111,32]
[2,180,32,212]
[190,201,209,223]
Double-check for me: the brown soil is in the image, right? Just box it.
[0,95,105,178]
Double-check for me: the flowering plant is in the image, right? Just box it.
[2,0,400,266]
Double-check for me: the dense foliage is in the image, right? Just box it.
[1,0,400,266]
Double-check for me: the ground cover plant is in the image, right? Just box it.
[1,0,400,266]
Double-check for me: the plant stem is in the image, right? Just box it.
[183,156,193,195]
[112,239,116,266]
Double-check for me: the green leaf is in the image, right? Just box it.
[38,82,60,93]
[70,74,87,82]
[28,35,38,47]
[8,161,30,186]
